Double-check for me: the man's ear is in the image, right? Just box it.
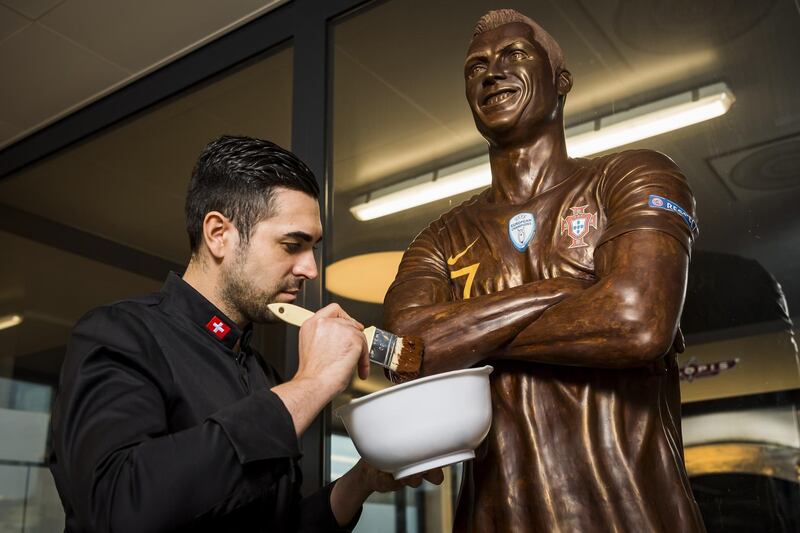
[557,70,573,96]
[202,211,237,260]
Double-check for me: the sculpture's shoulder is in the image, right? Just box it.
[592,149,683,180]
[432,189,489,231]
[406,190,488,256]
[585,149,687,200]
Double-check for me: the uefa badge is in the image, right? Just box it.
[508,212,535,252]
[560,205,598,249]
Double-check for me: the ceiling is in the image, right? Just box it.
[0,0,285,149]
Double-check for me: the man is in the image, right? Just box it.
[50,135,442,532]
[384,9,705,533]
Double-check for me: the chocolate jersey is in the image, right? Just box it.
[385,150,705,532]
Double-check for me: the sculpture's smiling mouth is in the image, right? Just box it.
[481,88,519,108]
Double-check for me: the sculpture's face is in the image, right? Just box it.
[465,22,560,146]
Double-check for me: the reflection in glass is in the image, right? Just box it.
[331,433,461,533]
[0,230,160,529]
[0,46,293,266]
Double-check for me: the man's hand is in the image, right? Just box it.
[273,303,369,437]
[295,303,370,397]
[355,459,444,493]
[330,459,444,526]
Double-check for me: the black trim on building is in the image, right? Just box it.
[0,204,182,280]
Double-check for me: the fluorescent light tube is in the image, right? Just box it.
[0,314,23,331]
[350,82,733,221]
[350,156,490,221]
[566,82,734,157]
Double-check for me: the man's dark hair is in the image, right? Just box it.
[185,135,319,254]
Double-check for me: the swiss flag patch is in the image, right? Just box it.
[205,316,231,340]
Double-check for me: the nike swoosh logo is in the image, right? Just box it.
[447,237,479,265]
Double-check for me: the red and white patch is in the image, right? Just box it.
[560,205,598,249]
[205,316,231,340]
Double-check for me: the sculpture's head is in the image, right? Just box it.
[465,9,572,147]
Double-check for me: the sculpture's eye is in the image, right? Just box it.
[509,50,527,61]
[468,63,487,78]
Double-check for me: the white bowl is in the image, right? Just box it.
[336,365,493,479]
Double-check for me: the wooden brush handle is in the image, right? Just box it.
[268,304,376,349]
[267,303,314,327]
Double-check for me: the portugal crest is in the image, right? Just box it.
[560,205,597,249]
[508,212,535,252]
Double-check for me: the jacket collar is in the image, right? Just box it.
[161,272,251,351]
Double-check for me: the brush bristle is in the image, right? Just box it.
[387,335,423,382]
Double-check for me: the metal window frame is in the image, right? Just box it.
[0,0,374,496]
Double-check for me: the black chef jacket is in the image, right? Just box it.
[49,272,358,532]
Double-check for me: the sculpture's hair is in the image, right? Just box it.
[472,9,565,78]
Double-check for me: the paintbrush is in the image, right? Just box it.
[267,303,423,375]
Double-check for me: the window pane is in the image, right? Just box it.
[0,43,294,530]
[329,1,800,531]
[0,229,161,530]
[0,45,293,265]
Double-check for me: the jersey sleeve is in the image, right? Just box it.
[385,221,451,302]
[596,149,699,254]
[382,222,453,383]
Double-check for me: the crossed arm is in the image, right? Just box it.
[384,230,688,376]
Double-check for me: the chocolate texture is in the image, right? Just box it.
[383,9,706,532]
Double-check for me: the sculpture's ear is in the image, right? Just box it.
[557,70,573,96]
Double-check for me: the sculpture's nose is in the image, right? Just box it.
[483,60,505,86]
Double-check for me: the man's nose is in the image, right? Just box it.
[294,250,318,280]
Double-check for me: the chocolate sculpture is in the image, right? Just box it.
[384,9,706,532]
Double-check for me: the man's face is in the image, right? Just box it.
[465,22,559,145]
[221,187,322,324]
